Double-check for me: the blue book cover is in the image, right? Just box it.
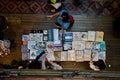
[48,29,53,41]
[64,32,73,42]
[100,41,106,51]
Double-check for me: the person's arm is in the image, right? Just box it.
[47,12,59,19]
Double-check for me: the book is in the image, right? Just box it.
[48,29,53,41]
[46,41,55,61]
[61,51,68,61]
[91,50,99,61]
[54,51,61,61]
[83,49,91,61]
[22,34,29,41]
[34,33,43,42]
[72,41,85,50]
[34,41,46,50]
[67,50,76,61]
[43,30,48,35]
[29,49,37,59]
[98,51,106,62]
[64,32,73,42]
[73,32,81,41]
[100,41,106,51]
[95,31,104,42]
[29,33,36,41]
[80,32,88,41]
[88,31,96,41]
[92,42,101,51]
[85,41,93,49]
[76,50,84,62]
[63,42,72,50]
[53,29,59,41]
[28,41,36,49]
[53,45,63,51]
[21,45,29,60]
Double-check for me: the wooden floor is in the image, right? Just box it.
[0,13,120,71]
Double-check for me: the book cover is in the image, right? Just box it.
[100,41,106,51]
[83,49,91,61]
[29,49,37,59]
[34,33,43,42]
[21,45,29,60]
[85,41,93,49]
[91,50,99,61]
[64,32,73,42]
[53,45,63,51]
[22,34,29,41]
[61,51,68,61]
[54,51,61,61]
[28,41,36,49]
[72,41,85,50]
[98,51,106,62]
[88,31,96,41]
[29,33,36,41]
[95,31,104,42]
[43,35,48,41]
[43,30,48,35]
[92,42,101,51]
[73,32,81,41]
[53,29,59,41]
[68,50,76,61]
[46,41,55,61]
[63,42,72,50]
[76,50,84,62]
[34,41,46,50]
[80,32,88,41]
[48,29,53,41]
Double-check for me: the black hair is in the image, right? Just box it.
[93,59,106,70]
[61,12,69,22]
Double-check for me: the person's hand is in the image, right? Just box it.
[47,15,53,20]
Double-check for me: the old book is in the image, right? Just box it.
[95,31,104,42]
[73,32,81,41]
[34,41,46,50]
[46,41,55,61]
[48,29,53,41]
[72,41,85,50]
[76,50,84,62]
[28,41,36,49]
[92,42,101,51]
[53,45,62,51]
[100,41,106,51]
[29,33,36,41]
[85,41,93,49]
[53,29,59,41]
[64,32,73,42]
[88,31,96,41]
[68,50,76,61]
[54,51,61,61]
[84,49,91,61]
[80,32,88,41]
[63,42,72,50]
[61,51,68,61]
[34,33,43,42]
[29,49,37,59]
[91,50,99,61]
[21,45,29,60]
[98,51,106,62]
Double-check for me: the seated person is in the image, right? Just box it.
[47,9,74,30]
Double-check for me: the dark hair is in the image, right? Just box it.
[93,59,106,70]
[61,12,69,22]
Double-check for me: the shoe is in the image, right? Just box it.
[52,63,63,70]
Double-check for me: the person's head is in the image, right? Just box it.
[61,12,69,22]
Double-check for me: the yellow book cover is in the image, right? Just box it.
[96,31,104,42]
